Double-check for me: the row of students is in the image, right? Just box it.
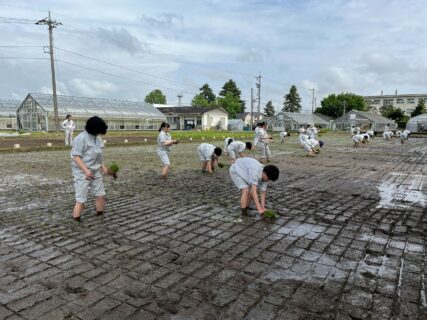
[71,117,280,221]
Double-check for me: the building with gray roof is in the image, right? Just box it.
[335,110,397,131]
[271,112,333,131]
[17,93,166,131]
[0,99,20,130]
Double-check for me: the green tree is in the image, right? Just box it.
[264,100,275,117]
[380,106,408,128]
[282,85,302,112]
[199,83,216,103]
[411,98,426,117]
[191,93,214,107]
[144,89,167,104]
[219,79,245,112]
[315,92,366,118]
[217,93,241,119]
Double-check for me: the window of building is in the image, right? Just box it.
[372,99,380,104]
[396,98,404,104]
[135,125,139,129]
[119,125,125,130]
[6,124,12,129]
[383,99,394,106]
[407,98,415,103]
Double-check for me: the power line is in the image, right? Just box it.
[0,45,44,48]
[55,59,196,96]
[0,56,49,60]
[55,47,200,90]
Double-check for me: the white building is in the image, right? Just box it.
[363,93,427,115]
[157,106,228,130]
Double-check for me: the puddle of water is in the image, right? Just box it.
[377,179,426,209]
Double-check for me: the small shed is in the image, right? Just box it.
[335,110,397,131]
[272,112,332,131]
[17,93,166,132]
[157,106,228,130]
[228,119,245,131]
[0,99,20,130]
[406,113,427,132]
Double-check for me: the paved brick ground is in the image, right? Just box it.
[0,134,426,319]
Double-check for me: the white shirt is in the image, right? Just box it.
[232,157,268,191]
[157,131,172,152]
[62,119,75,131]
[227,141,246,154]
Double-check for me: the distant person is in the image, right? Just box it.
[197,143,222,174]
[71,116,114,221]
[229,157,279,217]
[224,137,233,155]
[157,122,178,179]
[62,114,75,146]
[279,131,290,143]
[384,124,390,133]
[258,122,272,163]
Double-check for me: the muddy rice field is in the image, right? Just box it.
[0,134,426,320]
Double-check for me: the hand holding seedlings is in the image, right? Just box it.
[263,209,278,219]
[107,162,120,179]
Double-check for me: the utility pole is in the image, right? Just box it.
[36,11,62,132]
[250,88,254,128]
[177,92,183,107]
[342,101,346,116]
[255,74,261,119]
[311,88,315,113]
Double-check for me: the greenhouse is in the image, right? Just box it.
[0,99,19,130]
[406,113,427,132]
[271,112,333,131]
[17,93,166,132]
[335,110,397,131]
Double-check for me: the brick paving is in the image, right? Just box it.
[0,135,426,319]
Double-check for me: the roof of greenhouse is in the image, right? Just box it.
[336,110,395,123]
[0,99,20,117]
[25,93,166,119]
[276,112,331,125]
[407,113,427,123]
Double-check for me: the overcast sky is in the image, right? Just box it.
[1,0,426,112]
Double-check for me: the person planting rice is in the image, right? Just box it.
[352,134,367,147]
[157,122,178,179]
[383,131,393,141]
[226,140,253,164]
[229,157,279,217]
[279,131,290,143]
[197,143,222,174]
[71,116,114,222]
[224,137,233,155]
[400,131,409,144]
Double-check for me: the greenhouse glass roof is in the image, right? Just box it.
[407,113,427,123]
[0,99,20,117]
[278,112,331,125]
[28,93,166,119]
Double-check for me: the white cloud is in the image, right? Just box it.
[68,79,119,97]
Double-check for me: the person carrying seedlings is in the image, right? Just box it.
[223,137,233,155]
[71,116,114,221]
[157,122,178,179]
[62,114,76,146]
[197,143,222,174]
[279,130,290,143]
[229,157,279,217]
[253,122,263,149]
[226,140,253,163]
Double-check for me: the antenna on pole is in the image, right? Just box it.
[177,92,183,107]
[36,11,62,132]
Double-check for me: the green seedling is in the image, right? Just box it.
[108,162,120,179]
[263,209,278,219]
[217,163,225,168]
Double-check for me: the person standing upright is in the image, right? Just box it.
[62,114,76,146]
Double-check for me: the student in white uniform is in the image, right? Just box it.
[298,125,307,146]
[366,129,375,138]
[307,123,318,140]
[383,131,392,141]
[197,143,222,174]
[226,140,253,163]
[62,114,76,146]
[352,134,364,147]
[355,126,361,135]
[224,137,233,155]
[400,131,409,144]
[229,157,279,217]
[350,126,355,136]
[253,123,263,149]
[279,131,290,143]
[157,122,178,179]
[258,122,272,163]
[71,116,113,222]
[384,124,390,133]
